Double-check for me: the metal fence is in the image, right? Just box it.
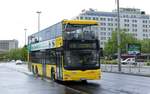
[101,60,150,76]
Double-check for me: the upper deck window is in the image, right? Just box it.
[63,23,98,40]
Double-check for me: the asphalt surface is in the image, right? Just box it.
[1,63,150,94]
[61,72,150,94]
[0,63,83,94]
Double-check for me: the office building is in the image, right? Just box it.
[75,8,150,48]
[0,39,18,53]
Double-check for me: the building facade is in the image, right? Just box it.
[0,40,18,53]
[75,8,150,48]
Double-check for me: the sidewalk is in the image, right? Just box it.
[101,64,150,77]
[2,62,32,75]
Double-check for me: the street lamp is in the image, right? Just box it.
[24,28,27,46]
[36,11,42,41]
[117,0,121,72]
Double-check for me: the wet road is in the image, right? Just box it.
[1,63,150,94]
[60,73,150,94]
[0,63,82,94]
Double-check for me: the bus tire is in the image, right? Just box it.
[51,68,55,81]
[81,80,87,84]
[35,66,38,76]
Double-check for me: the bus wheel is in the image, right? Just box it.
[35,66,38,76]
[81,80,87,84]
[51,68,55,81]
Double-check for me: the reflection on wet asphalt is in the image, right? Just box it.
[58,72,150,94]
[1,63,150,94]
[0,65,83,94]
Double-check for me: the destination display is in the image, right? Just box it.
[69,43,96,49]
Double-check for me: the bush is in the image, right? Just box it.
[101,60,117,65]
[146,62,150,66]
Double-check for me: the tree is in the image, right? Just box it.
[140,39,150,53]
[8,46,28,61]
[104,30,139,56]
[21,46,28,61]
[0,52,9,61]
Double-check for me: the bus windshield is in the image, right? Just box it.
[63,24,98,40]
[64,50,100,70]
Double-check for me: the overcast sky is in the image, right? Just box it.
[0,0,149,47]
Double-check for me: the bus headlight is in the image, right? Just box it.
[67,57,71,64]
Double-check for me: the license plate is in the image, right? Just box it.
[80,78,87,80]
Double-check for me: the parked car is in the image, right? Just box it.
[11,60,15,62]
[16,60,23,65]
[121,58,137,65]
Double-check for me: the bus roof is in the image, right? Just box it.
[62,20,98,25]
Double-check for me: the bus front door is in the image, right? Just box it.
[56,52,63,80]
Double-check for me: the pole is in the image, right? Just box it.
[117,0,121,72]
[24,28,30,71]
[24,28,27,46]
[36,11,41,41]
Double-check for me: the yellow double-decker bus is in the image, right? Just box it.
[28,20,101,82]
